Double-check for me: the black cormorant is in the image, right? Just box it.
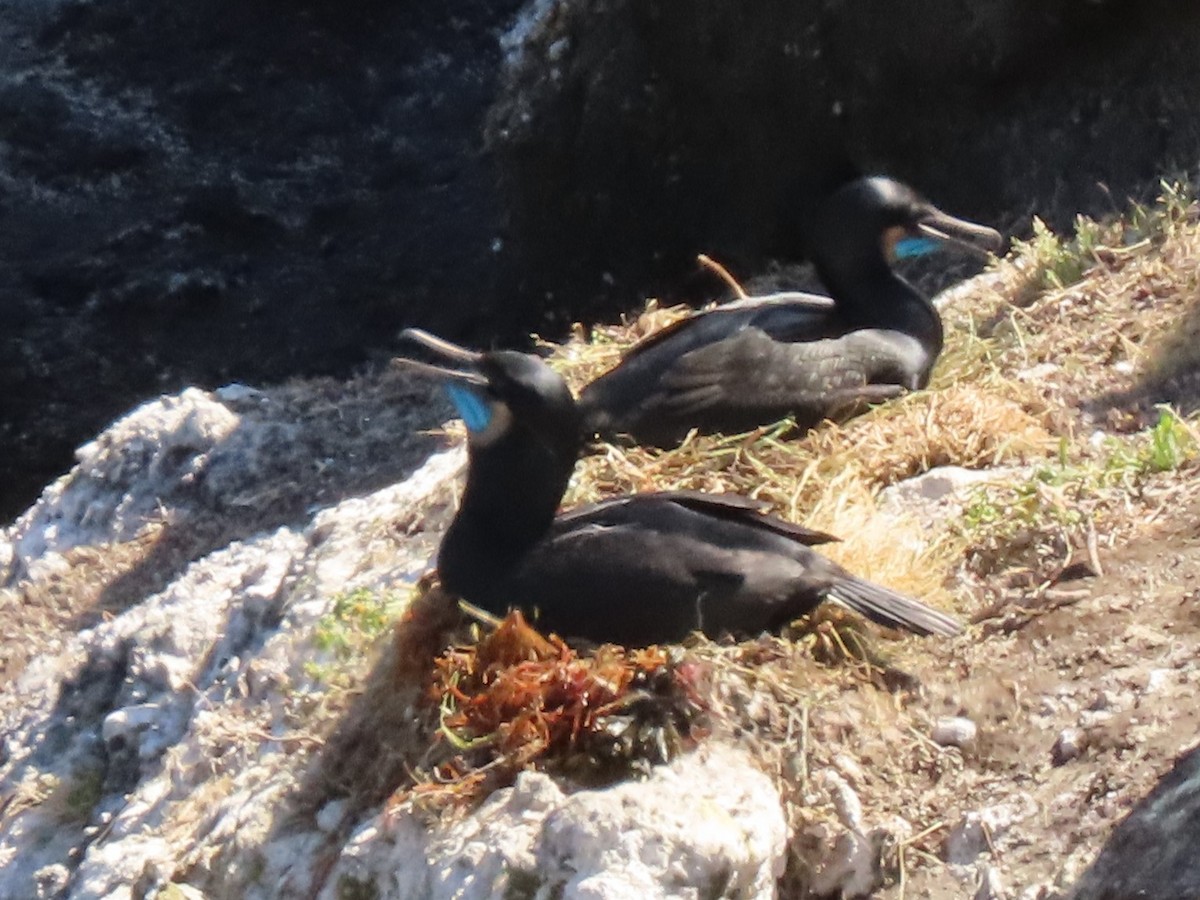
[578,177,1005,447]
[395,328,962,646]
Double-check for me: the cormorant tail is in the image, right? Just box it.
[827,576,961,637]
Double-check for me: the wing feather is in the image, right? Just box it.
[555,491,839,545]
[639,327,928,425]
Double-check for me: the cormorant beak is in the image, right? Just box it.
[914,207,1006,259]
[393,328,505,435]
[392,328,488,386]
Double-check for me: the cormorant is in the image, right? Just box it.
[395,328,962,646]
[578,177,1005,447]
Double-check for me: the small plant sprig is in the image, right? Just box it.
[304,586,411,684]
[960,407,1197,578]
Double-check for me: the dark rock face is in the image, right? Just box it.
[0,0,526,519]
[489,0,1200,321]
[1067,741,1200,900]
[4,0,1200,520]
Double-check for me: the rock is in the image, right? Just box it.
[877,466,1024,527]
[0,401,465,899]
[975,864,1007,900]
[946,797,1038,865]
[1052,728,1087,766]
[807,824,875,900]
[933,716,979,749]
[1066,742,1200,900]
[5,389,240,577]
[0,0,527,520]
[1016,363,1062,383]
[159,886,209,900]
[325,744,787,899]
[1078,710,1113,730]
[805,771,876,899]
[1144,668,1173,693]
[6,0,1200,523]
[32,865,69,899]
[889,467,1008,504]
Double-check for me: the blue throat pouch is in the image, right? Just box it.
[894,236,940,260]
[445,383,493,433]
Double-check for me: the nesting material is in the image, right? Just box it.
[394,610,703,811]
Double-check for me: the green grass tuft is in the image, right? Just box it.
[305,586,410,684]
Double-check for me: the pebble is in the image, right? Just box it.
[975,863,1007,900]
[1145,668,1173,693]
[933,716,978,749]
[1052,728,1087,766]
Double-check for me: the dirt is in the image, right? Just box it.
[884,488,1200,896]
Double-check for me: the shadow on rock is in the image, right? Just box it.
[1,367,450,685]
[1067,739,1200,900]
[1084,293,1200,430]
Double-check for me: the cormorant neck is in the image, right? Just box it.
[439,425,578,599]
[815,257,943,353]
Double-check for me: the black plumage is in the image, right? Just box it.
[395,328,962,646]
[579,177,1005,447]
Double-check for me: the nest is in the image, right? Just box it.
[392,610,705,811]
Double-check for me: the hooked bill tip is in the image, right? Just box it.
[917,215,1005,258]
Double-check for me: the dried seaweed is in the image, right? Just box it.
[392,611,705,811]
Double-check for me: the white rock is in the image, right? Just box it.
[1145,668,1173,693]
[0,381,472,900]
[1078,709,1113,729]
[975,863,1007,900]
[1016,362,1060,382]
[945,796,1038,864]
[214,383,264,403]
[876,465,1023,524]
[325,744,786,900]
[933,716,978,748]
[4,388,240,579]
[101,703,167,752]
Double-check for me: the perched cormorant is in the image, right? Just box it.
[395,328,962,646]
[578,177,1005,447]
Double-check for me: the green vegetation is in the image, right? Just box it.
[335,876,380,900]
[1105,407,1198,477]
[63,766,105,823]
[1007,180,1196,305]
[1128,178,1196,243]
[1010,215,1106,296]
[960,408,1197,577]
[503,869,549,900]
[305,586,410,684]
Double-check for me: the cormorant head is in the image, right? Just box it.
[811,176,1005,269]
[394,329,581,458]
